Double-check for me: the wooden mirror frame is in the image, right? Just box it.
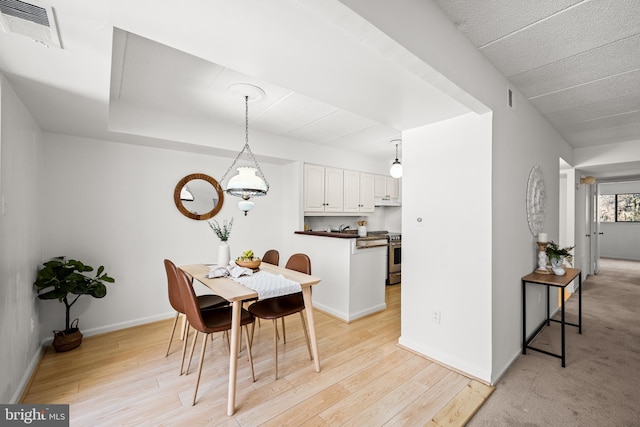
[174,173,224,220]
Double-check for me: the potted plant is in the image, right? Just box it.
[34,256,115,352]
[546,241,574,275]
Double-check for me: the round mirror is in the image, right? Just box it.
[174,173,224,220]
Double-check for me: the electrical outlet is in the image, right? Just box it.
[31,317,35,333]
[432,309,441,324]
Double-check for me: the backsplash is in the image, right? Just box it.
[305,206,401,233]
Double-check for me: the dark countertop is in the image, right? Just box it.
[295,230,358,239]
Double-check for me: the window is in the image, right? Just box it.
[599,193,640,222]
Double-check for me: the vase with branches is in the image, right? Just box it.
[208,218,233,265]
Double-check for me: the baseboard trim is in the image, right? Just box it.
[12,344,46,404]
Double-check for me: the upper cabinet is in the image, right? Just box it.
[304,164,390,215]
[304,164,344,213]
[344,170,375,213]
[374,175,401,206]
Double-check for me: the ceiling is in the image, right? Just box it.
[109,30,403,159]
[0,0,639,176]
[434,0,640,150]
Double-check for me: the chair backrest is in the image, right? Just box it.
[164,259,185,313]
[262,249,280,266]
[285,253,311,275]
[175,267,208,332]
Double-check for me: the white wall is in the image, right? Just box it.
[343,0,575,383]
[39,132,288,337]
[598,181,640,260]
[401,112,493,380]
[0,75,44,403]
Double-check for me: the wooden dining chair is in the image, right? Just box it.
[262,249,279,266]
[164,259,227,375]
[248,253,313,379]
[176,267,255,405]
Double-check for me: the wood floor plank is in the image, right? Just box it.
[21,284,491,426]
[427,380,495,427]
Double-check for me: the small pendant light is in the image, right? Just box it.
[389,140,402,178]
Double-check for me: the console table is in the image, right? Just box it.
[521,268,582,367]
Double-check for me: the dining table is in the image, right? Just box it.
[179,262,322,415]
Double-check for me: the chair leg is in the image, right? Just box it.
[192,332,209,406]
[165,312,179,356]
[186,330,199,376]
[273,319,279,380]
[243,325,255,382]
[281,317,287,344]
[180,323,190,375]
[249,322,255,348]
[299,312,312,360]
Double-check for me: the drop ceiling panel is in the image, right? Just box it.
[321,123,400,153]
[288,110,377,143]
[565,121,640,146]
[480,1,640,77]
[547,94,640,127]
[433,0,582,47]
[250,93,340,136]
[510,34,640,98]
[558,110,640,134]
[531,69,640,114]
[117,32,224,113]
[191,67,294,126]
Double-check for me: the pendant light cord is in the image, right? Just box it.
[220,95,270,191]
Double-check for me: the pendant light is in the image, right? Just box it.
[220,83,270,215]
[389,140,402,178]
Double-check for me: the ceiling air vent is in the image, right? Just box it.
[0,0,61,48]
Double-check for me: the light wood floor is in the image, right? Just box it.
[22,285,493,426]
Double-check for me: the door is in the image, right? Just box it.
[594,183,601,274]
[585,181,600,275]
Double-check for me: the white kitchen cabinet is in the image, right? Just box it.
[359,172,375,212]
[374,174,400,205]
[343,170,374,213]
[304,164,343,213]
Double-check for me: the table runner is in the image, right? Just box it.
[234,270,301,299]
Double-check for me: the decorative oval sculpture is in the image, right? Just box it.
[526,165,546,237]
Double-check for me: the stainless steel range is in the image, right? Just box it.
[387,233,401,285]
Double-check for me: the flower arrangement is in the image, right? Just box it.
[208,218,233,242]
[546,241,574,266]
[357,220,367,226]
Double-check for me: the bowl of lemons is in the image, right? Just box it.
[235,249,261,270]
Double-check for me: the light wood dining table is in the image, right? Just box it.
[179,262,322,415]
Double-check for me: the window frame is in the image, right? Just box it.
[599,192,640,223]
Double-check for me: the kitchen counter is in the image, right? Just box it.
[292,232,387,322]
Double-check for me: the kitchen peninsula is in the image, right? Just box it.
[292,231,387,322]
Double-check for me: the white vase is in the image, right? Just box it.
[358,226,367,237]
[550,257,565,275]
[217,242,230,266]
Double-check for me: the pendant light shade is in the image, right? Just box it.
[390,160,402,178]
[227,167,268,198]
[389,141,402,178]
[220,84,269,215]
